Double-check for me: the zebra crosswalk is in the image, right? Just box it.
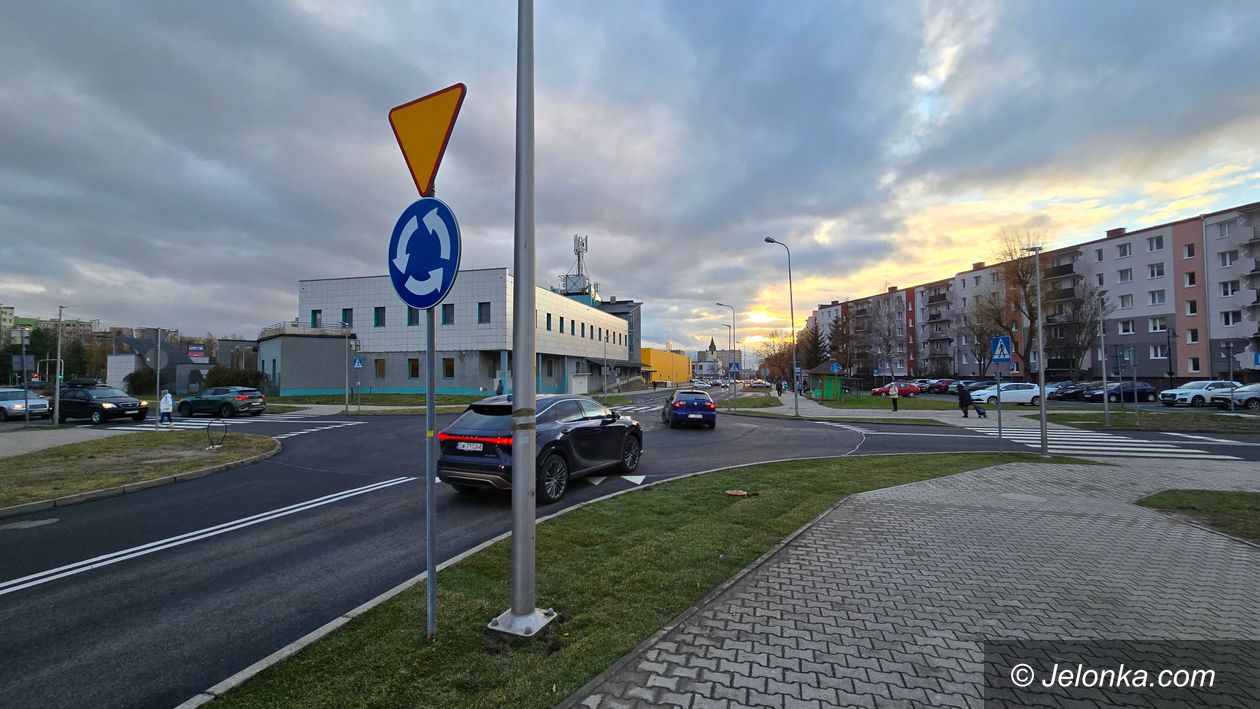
[958,423,1241,460]
[105,415,366,441]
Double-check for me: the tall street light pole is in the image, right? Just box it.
[764,237,798,417]
[1021,246,1048,457]
[1098,290,1110,427]
[53,305,68,427]
[717,302,737,403]
[340,321,352,413]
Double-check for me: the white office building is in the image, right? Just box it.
[261,268,635,396]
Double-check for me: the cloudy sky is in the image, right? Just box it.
[4,1,1260,354]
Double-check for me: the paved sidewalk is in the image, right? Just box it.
[571,457,1260,708]
[0,427,131,459]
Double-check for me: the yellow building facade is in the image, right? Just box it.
[641,348,692,384]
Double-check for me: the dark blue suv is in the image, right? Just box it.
[437,395,642,504]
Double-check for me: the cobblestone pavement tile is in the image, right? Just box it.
[570,459,1260,708]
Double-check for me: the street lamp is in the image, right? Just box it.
[1021,246,1048,457]
[339,321,352,413]
[53,305,68,427]
[716,302,737,403]
[1098,290,1110,427]
[764,237,799,417]
[1165,326,1177,392]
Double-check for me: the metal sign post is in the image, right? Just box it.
[990,336,1012,453]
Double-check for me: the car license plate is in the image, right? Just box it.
[688,414,703,419]
[125,410,139,415]
[456,441,483,452]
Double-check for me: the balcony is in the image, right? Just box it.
[1045,287,1077,302]
[259,320,354,340]
[1240,233,1260,255]
[927,312,951,322]
[1045,263,1075,278]
[927,352,952,360]
[927,293,948,304]
[853,308,868,317]
[1243,262,1260,285]
[926,333,952,342]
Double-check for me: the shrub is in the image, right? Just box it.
[204,366,266,389]
[124,366,156,395]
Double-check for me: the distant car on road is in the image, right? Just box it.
[178,387,267,418]
[1158,380,1242,407]
[928,379,955,394]
[1083,381,1156,403]
[1210,383,1260,410]
[662,389,718,429]
[0,388,51,420]
[1041,381,1069,398]
[57,386,149,424]
[437,395,642,504]
[871,382,921,397]
[969,382,1042,406]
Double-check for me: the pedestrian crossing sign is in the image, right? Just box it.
[353,357,364,369]
[991,336,1012,363]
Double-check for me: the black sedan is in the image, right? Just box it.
[1082,381,1157,403]
[437,395,642,504]
[57,386,149,424]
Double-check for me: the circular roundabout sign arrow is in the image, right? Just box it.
[388,197,462,309]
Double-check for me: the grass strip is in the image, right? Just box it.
[816,394,958,411]
[594,395,630,406]
[215,452,1075,709]
[1137,489,1260,544]
[725,395,782,409]
[1036,412,1260,434]
[0,431,277,507]
[268,393,485,406]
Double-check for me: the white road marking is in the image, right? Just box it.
[0,477,415,597]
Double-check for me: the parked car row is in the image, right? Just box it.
[0,382,269,424]
[1210,383,1260,410]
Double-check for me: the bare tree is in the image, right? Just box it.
[753,329,793,382]
[866,296,904,378]
[995,226,1054,374]
[959,288,1009,377]
[1050,281,1111,382]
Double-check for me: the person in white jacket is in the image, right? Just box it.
[159,390,174,428]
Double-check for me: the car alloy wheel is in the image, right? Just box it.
[619,436,641,473]
[218,403,234,418]
[1145,394,1156,402]
[538,453,569,504]
[987,397,998,405]
[1030,396,1040,406]
[1191,396,1204,407]
[1246,399,1260,411]
[90,410,103,425]
[1109,394,1119,403]
[178,402,192,417]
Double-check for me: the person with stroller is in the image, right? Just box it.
[957,384,985,418]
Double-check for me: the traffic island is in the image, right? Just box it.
[0,431,279,516]
[202,453,1084,709]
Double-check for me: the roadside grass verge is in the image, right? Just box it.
[1036,412,1260,434]
[0,432,277,507]
[726,410,949,426]
[726,395,782,409]
[268,394,484,406]
[264,404,307,414]
[215,452,1079,709]
[1137,490,1260,545]
[816,394,958,411]
[594,395,630,406]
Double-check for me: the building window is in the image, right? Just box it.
[598,327,602,341]
[581,323,586,338]
[1117,243,1132,258]
[1148,290,1165,306]
[341,308,353,327]
[310,309,322,327]
[1096,273,1104,286]
[1185,300,1198,316]
[1146,235,1164,252]
[1186,329,1199,344]
[1217,220,1235,238]
[546,313,552,331]
[1148,317,1166,333]
[1118,320,1134,335]
[1218,250,1239,267]
[442,357,455,378]
[1221,280,1240,297]
[1185,272,1196,287]
[1118,268,1133,283]
[1150,344,1169,360]
[374,358,386,378]
[1118,294,1133,309]
[374,306,386,327]
[408,358,420,379]
[477,302,491,323]
[1188,357,1201,373]
[441,303,454,324]
[407,307,420,326]
[1147,262,1164,279]
[559,316,565,333]
[961,297,967,306]
[990,272,999,283]
[960,353,969,364]
[1095,248,1103,262]
[973,275,981,286]
[1183,243,1195,259]
[1222,311,1242,326]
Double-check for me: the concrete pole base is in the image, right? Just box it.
[488,606,557,638]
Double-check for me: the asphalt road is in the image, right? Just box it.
[1,394,1257,708]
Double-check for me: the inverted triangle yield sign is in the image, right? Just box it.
[389,83,466,197]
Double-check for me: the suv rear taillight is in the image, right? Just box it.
[235,395,250,401]
[437,432,514,446]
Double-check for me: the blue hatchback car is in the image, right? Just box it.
[661,389,717,429]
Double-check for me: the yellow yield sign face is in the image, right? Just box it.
[389,83,466,197]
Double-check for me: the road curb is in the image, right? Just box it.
[0,440,282,520]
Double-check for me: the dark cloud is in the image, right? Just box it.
[1,0,1257,350]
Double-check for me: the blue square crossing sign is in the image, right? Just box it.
[991,336,1012,363]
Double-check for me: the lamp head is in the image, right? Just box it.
[764,237,776,244]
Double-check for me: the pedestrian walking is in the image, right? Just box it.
[957,385,973,418]
[495,378,505,396]
[888,381,900,412]
[159,389,174,428]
